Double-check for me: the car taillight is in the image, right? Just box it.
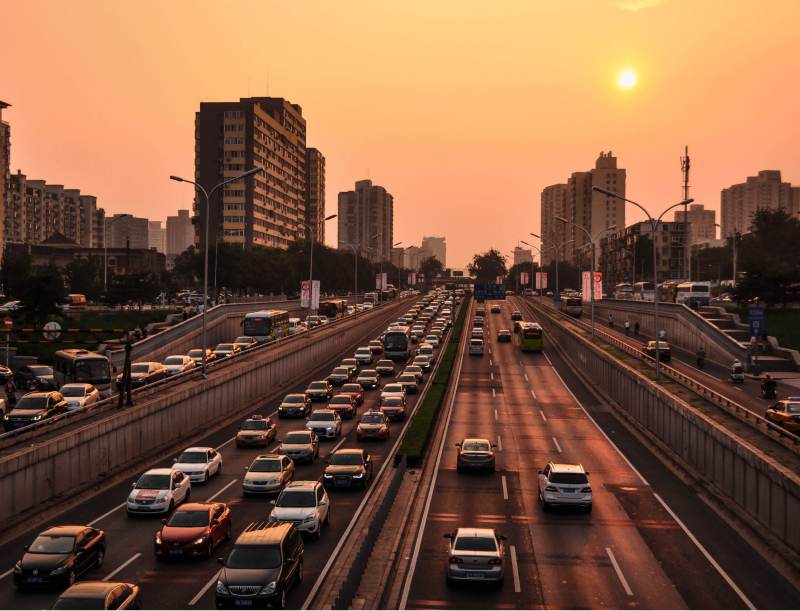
[545,485,558,492]
[581,487,592,493]
[449,556,463,564]
[488,558,502,565]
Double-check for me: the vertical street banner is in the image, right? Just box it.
[311,280,320,310]
[535,272,548,290]
[748,305,765,339]
[520,272,529,286]
[583,271,602,301]
[408,272,416,285]
[376,272,388,290]
[594,271,603,301]
[300,280,310,308]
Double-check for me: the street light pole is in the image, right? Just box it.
[297,214,336,316]
[393,242,403,289]
[104,214,132,293]
[521,240,541,298]
[170,167,263,378]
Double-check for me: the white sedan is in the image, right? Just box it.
[173,446,223,483]
[162,355,196,376]
[59,383,101,410]
[126,468,190,515]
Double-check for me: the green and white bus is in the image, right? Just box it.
[241,310,291,343]
[519,322,544,353]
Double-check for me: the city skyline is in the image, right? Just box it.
[2,0,799,266]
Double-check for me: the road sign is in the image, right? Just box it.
[43,321,62,340]
[3,317,12,330]
[474,283,506,301]
[748,305,765,339]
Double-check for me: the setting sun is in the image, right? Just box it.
[618,68,637,89]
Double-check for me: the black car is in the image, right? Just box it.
[4,391,68,430]
[14,365,57,391]
[215,522,303,610]
[326,367,352,387]
[497,329,512,343]
[323,449,373,488]
[511,311,523,321]
[116,362,167,389]
[52,581,141,610]
[305,380,333,402]
[13,525,106,589]
[642,341,671,362]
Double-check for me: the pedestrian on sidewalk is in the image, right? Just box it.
[624,320,631,336]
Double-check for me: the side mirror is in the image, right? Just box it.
[132,482,137,487]
[244,466,250,472]
[172,458,177,463]
[497,535,507,541]
[161,518,167,525]
[217,557,225,565]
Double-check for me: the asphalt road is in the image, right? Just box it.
[0,298,442,610]
[403,297,800,609]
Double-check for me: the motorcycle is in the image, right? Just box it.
[761,380,777,399]
[730,364,745,384]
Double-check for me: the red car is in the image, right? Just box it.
[328,394,357,419]
[154,502,231,559]
[339,383,365,406]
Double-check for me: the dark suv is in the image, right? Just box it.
[215,522,303,610]
[3,391,68,430]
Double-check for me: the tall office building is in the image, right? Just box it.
[720,170,800,237]
[402,245,426,271]
[166,209,194,255]
[513,246,533,267]
[0,101,10,260]
[674,203,716,246]
[337,179,394,263]
[148,220,166,253]
[93,208,105,248]
[195,97,310,251]
[421,236,446,267]
[540,183,568,265]
[305,148,326,243]
[106,214,149,249]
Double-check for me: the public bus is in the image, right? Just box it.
[613,283,634,300]
[382,326,411,362]
[559,296,583,317]
[52,349,113,397]
[657,280,682,304]
[519,322,544,353]
[241,310,291,343]
[318,299,348,320]
[633,281,655,302]
[676,281,711,309]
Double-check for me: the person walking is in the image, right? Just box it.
[624,320,631,336]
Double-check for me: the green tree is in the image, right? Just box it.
[0,248,32,298]
[18,266,67,324]
[468,249,507,282]
[65,258,102,299]
[419,256,444,281]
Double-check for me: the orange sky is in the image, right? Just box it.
[3,0,799,267]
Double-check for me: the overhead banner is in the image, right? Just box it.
[535,272,548,290]
[581,271,602,302]
[301,280,320,309]
[495,275,504,284]
[520,272,529,286]
[375,272,388,290]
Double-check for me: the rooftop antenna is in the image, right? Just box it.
[680,145,691,280]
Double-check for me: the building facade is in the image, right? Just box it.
[674,203,716,246]
[513,246,533,266]
[540,183,568,266]
[421,236,446,267]
[720,170,800,238]
[337,179,394,263]
[0,101,9,260]
[106,214,149,249]
[148,220,166,253]
[305,148,326,243]
[93,208,105,249]
[599,221,687,288]
[166,209,194,255]
[402,245,425,270]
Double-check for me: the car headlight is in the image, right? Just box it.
[352,473,364,479]
[323,473,333,478]
[32,414,43,421]
[155,532,162,544]
[193,537,206,545]
[216,580,229,595]
[326,426,334,431]
[3,414,9,420]
[302,516,316,523]
[259,581,277,595]
[51,564,70,575]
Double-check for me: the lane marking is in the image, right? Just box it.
[215,436,236,451]
[103,553,141,582]
[189,569,221,606]
[530,388,537,400]
[492,387,496,398]
[539,410,547,423]
[552,436,562,453]
[509,544,522,593]
[0,568,13,580]
[327,435,348,455]
[605,547,633,596]
[497,435,503,452]
[207,479,238,502]
[501,475,509,500]
[524,373,529,382]
[88,503,126,526]
[489,359,493,367]
[490,372,494,381]
[494,409,499,421]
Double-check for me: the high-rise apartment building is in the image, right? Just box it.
[599,221,686,287]
[166,209,194,255]
[148,220,166,253]
[195,97,309,251]
[674,203,716,246]
[513,247,533,266]
[305,148,326,243]
[93,208,105,248]
[337,179,394,263]
[421,236,446,267]
[540,183,568,266]
[107,214,148,249]
[402,245,426,271]
[720,170,800,237]
[0,101,10,259]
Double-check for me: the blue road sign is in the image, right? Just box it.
[474,283,506,301]
[748,305,766,339]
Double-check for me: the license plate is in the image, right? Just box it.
[234,600,253,607]
[466,571,483,578]
[169,550,183,555]
[335,478,348,486]
[27,577,43,583]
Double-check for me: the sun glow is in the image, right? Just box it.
[618,69,637,90]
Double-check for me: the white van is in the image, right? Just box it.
[469,338,484,356]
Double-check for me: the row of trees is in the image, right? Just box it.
[467,248,582,292]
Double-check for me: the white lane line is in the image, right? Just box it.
[492,387,496,398]
[552,436,562,453]
[0,568,13,580]
[489,359,493,367]
[510,545,522,593]
[88,503,126,526]
[490,372,494,381]
[494,409,499,421]
[328,435,348,454]
[605,547,633,596]
[497,435,503,452]
[530,388,537,400]
[539,410,547,423]
[735,387,743,392]
[269,443,280,452]
[519,360,524,367]
[524,373,529,382]
[103,553,141,582]
[189,569,221,606]
[207,479,238,502]
[501,475,509,500]
[215,436,236,451]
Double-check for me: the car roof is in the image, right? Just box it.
[549,463,586,473]
[58,581,123,597]
[41,525,89,536]
[255,454,282,461]
[61,383,91,388]
[332,448,364,456]
[455,527,497,538]
[311,409,335,414]
[462,438,491,445]
[175,502,214,511]
[181,447,212,453]
[236,522,292,545]
[285,480,319,490]
[284,393,306,399]
[143,468,175,476]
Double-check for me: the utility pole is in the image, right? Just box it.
[681,145,691,280]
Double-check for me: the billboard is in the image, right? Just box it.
[301,280,320,310]
[520,271,529,286]
[474,283,506,301]
[581,271,602,302]
[535,272,548,290]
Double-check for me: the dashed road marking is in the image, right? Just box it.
[103,553,141,582]
[207,479,238,502]
[189,569,221,606]
[494,409,499,421]
[497,435,503,452]
[492,387,496,398]
[539,410,547,423]
[490,372,494,381]
[501,475,509,500]
[552,436,562,453]
[510,545,522,593]
[88,503,126,526]
[606,547,633,596]
[524,373,529,382]
[530,388,537,400]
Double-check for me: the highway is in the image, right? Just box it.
[402,297,800,610]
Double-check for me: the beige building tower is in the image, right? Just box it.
[720,170,800,237]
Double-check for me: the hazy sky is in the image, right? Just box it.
[3,0,798,267]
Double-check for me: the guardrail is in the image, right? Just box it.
[523,298,800,452]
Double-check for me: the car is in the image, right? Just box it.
[375,359,396,377]
[305,409,342,439]
[380,383,406,404]
[155,502,231,559]
[232,336,258,351]
[476,308,486,317]
[356,369,380,390]
[765,397,800,433]
[187,348,216,366]
[215,521,304,609]
[490,304,501,314]
[0,300,22,314]
[269,481,330,539]
[511,311,523,321]
[538,462,593,511]
[0,363,11,383]
[469,338,484,356]
[14,364,57,391]
[368,340,384,355]
[404,365,424,382]
[127,468,190,515]
[471,328,484,340]
[236,414,278,447]
[243,455,295,495]
[354,347,374,365]
[338,383,365,406]
[396,373,419,394]
[323,449,373,489]
[444,528,505,584]
[456,438,497,473]
[417,343,437,364]
[305,314,324,328]
[3,391,68,430]
[59,383,101,410]
[326,394,357,420]
[497,329,512,343]
[173,446,223,484]
[162,355,196,376]
[212,343,240,359]
[379,395,407,421]
[340,358,359,376]
[277,430,319,464]
[423,334,440,348]
[327,366,352,387]
[117,361,167,388]
[278,393,312,418]
[52,582,140,609]
[356,410,391,440]
[412,355,433,372]
[305,380,333,402]
[642,340,671,362]
[13,525,106,589]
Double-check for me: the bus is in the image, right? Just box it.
[676,282,711,309]
[318,299,348,320]
[52,349,113,397]
[364,292,380,306]
[519,322,544,352]
[633,281,655,302]
[559,296,583,317]
[613,283,634,300]
[241,310,290,343]
[383,326,411,362]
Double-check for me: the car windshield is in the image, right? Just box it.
[382,397,403,407]
[28,366,53,376]
[283,395,305,404]
[241,420,268,430]
[398,375,415,383]
[332,368,349,375]
[342,359,357,366]
[362,413,384,423]
[330,396,351,404]
[226,546,282,569]
[135,474,170,489]
[177,451,207,464]
[377,360,393,367]
[384,385,402,393]
[188,350,203,358]
[52,598,106,610]
[784,402,800,414]
[359,371,377,378]
[276,490,316,508]
[356,349,370,355]
[131,364,150,373]
[14,396,48,410]
[164,357,185,365]
[454,536,497,552]
[420,348,433,355]
[216,344,234,351]
[550,472,589,485]
[309,412,334,421]
[29,534,76,554]
[73,359,109,382]
[330,453,363,466]
[167,510,209,527]
[250,459,282,472]
[309,382,327,390]
[234,337,252,343]
[341,384,361,393]
[284,433,310,444]
[61,386,87,397]
[407,366,422,372]
[463,441,490,451]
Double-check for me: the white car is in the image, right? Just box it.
[305,409,342,439]
[162,355,196,376]
[445,527,506,584]
[424,335,440,348]
[470,328,484,340]
[242,454,294,495]
[380,383,406,404]
[126,468,190,515]
[538,462,593,512]
[173,446,223,483]
[269,480,330,539]
[354,347,373,365]
[469,339,484,355]
[59,383,101,410]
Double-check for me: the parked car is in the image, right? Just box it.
[154,502,231,558]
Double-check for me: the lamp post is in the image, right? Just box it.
[298,214,337,314]
[714,222,737,288]
[104,214,132,293]
[520,240,540,298]
[169,167,263,378]
[531,232,574,301]
[343,243,360,317]
[593,186,693,378]
[393,242,403,289]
